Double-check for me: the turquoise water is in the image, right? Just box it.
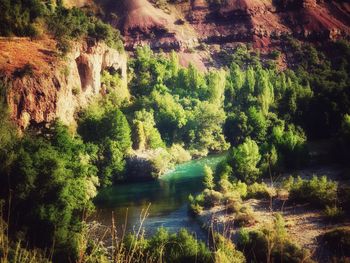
[94,153,226,238]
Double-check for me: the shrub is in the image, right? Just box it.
[323,205,344,222]
[203,165,215,190]
[188,193,204,215]
[0,0,48,37]
[323,227,350,259]
[78,108,132,186]
[246,182,276,200]
[203,189,223,208]
[225,197,242,214]
[145,228,212,263]
[13,63,35,78]
[234,207,256,227]
[272,125,309,169]
[237,214,314,263]
[213,234,246,263]
[168,144,191,164]
[0,121,99,259]
[47,5,124,54]
[286,175,337,208]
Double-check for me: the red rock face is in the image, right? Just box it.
[0,39,127,129]
[113,0,350,52]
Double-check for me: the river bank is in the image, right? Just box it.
[192,164,350,263]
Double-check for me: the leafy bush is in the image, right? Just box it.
[272,124,309,169]
[168,144,191,164]
[285,175,337,208]
[234,206,256,227]
[203,165,215,190]
[132,109,165,150]
[203,189,223,208]
[88,19,123,52]
[47,5,124,53]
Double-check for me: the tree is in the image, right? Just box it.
[132,110,165,150]
[272,124,308,169]
[247,106,267,143]
[78,108,131,185]
[203,165,214,190]
[229,138,261,183]
[0,123,98,257]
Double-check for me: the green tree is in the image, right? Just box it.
[272,124,308,169]
[132,109,165,150]
[203,165,214,190]
[0,122,98,259]
[78,108,131,185]
[229,138,261,183]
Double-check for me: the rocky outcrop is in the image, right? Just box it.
[109,0,349,53]
[1,38,128,129]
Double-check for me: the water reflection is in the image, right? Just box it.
[94,153,226,238]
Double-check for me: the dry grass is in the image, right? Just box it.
[0,37,58,76]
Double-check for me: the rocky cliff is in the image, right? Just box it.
[0,38,128,129]
[99,0,349,69]
[114,0,350,50]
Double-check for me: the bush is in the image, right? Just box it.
[323,205,344,222]
[48,5,124,54]
[246,182,276,199]
[272,124,309,169]
[141,228,212,263]
[234,207,256,227]
[168,144,191,164]
[13,63,35,78]
[286,175,337,208]
[213,234,246,263]
[78,107,132,186]
[203,189,223,208]
[323,227,350,259]
[226,198,242,214]
[237,214,314,263]
[188,193,204,215]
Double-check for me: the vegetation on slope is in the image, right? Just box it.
[0,0,123,53]
[1,0,350,258]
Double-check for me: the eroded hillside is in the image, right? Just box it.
[99,0,350,68]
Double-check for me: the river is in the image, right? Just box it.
[94,153,226,239]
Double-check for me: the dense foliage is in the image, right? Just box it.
[0,0,123,53]
[1,2,350,257]
[78,105,132,187]
[128,47,229,155]
[0,122,99,260]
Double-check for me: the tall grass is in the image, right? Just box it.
[0,200,51,263]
